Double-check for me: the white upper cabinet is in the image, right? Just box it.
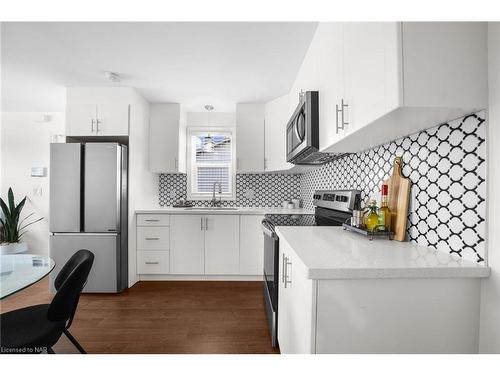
[264,93,294,172]
[289,22,344,151]
[66,87,131,136]
[341,22,401,140]
[236,103,265,173]
[328,22,487,153]
[277,22,487,156]
[148,103,186,173]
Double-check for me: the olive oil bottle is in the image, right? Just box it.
[365,200,379,231]
[378,184,391,231]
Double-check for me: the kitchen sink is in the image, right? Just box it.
[183,207,239,211]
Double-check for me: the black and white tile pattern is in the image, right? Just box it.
[300,111,487,263]
[158,173,300,208]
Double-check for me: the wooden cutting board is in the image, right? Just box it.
[383,157,411,241]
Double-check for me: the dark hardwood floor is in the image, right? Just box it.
[0,278,279,354]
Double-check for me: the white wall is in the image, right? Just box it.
[128,91,157,286]
[0,112,65,256]
[479,22,500,353]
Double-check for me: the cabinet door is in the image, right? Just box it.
[66,89,97,136]
[239,215,264,275]
[236,103,265,173]
[342,22,401,136]
[264,94,294,172]
[278,243,316,354]
[277,246,289,351]
[95,89,130,136]
[170,215,205,274]
[204,215,240,275]
[289,23,344,150]
[149,103,182,173]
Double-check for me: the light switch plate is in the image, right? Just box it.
[31,167,46,177]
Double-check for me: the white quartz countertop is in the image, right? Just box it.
[136,207,314,215]
[275,226,490,280]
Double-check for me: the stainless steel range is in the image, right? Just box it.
[261,189,361,347]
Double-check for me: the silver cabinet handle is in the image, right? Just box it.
[96,119,101,133]
[145,219,159,222]
[205,217,208,231]
[91,119,95,132]
[284,257,292,288]
[145,237,159,240]
[282,254,286,283]
[145,261,159,265]
[336,99,349,134]
[201,217,204,231]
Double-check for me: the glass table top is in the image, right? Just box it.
[0,254,55,299]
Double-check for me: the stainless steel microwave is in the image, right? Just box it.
[286,91,335,165]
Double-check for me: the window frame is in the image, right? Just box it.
[186,127,237,201]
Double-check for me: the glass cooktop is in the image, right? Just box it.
[263,213,345,228]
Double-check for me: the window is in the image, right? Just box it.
[187,128,236,200]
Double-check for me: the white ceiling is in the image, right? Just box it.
[1,22,318,112]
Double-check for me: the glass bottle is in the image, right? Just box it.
[378,184,391,231]
[365,200,379,231]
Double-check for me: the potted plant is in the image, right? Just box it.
[0,187,43,254]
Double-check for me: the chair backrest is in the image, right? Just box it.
[47,249,94,324]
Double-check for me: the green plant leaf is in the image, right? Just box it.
[14,197,27,222]
[18,217,43,232]
[8,188,15,214]
[0,197,10,218]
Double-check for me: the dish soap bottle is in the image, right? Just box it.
[365,200,379,231]
[378,184,391,231]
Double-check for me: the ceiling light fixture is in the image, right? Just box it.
[204,104,214,111]
[104,71,121,82]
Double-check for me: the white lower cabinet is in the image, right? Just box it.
[137,213,264,277]
[278,240,482,354]
[239,215,264,275]
[137,251,170,274]
[278,240,316,354]
[205,215,240,275]
[170,215,205,274]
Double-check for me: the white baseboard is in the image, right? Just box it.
[138,274,264,281]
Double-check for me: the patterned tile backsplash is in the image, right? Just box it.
[158,173,301,207]
[158,111,486,263]
[300,111,487,263]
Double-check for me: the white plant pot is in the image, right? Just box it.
[0,242,28,255]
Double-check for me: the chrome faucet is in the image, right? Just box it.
[212,182,222,207]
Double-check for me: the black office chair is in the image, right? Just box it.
[0,249,94,354]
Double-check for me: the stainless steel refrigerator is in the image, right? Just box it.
[49,142,128,293]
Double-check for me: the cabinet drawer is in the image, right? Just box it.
[137,251,169,274]
[137,227,170,250]
[137,214,170,226]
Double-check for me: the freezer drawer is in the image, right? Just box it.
[49,234,123,293]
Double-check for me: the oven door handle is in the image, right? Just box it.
[261,220,276,238]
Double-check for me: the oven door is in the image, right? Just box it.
[262,219,279,347]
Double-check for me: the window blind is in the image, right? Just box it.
[190,133,233,196]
